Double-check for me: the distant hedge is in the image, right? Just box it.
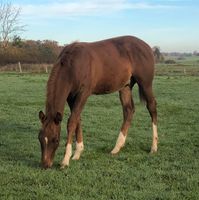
[0,39,63,66]
[164,59,176,64]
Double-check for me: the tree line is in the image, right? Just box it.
[0,2,63,66]
[0,37,62,65]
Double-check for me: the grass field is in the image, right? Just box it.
[0,72,199,199]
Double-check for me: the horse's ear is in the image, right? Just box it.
[54,112,62,125]
[39,111,45,123]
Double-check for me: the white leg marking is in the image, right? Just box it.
[44,137,48,145]
[44,137,48,160]
[72,142,84,160]
[151,123,158,153]
[111,131,126,154]
[61,144,72,168]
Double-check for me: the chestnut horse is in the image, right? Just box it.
[38,36,158,169]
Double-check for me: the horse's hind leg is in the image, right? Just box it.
[111,86,135,154]
[141,83,158,153]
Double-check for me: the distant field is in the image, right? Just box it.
[0,72,199,199]
[164,55,199,64]
[154,55,199,76]
[155,64,199,76]
[1,55,199,76]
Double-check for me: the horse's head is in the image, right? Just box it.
[38,111,62,169]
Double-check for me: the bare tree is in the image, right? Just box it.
[152,46,164,63]
[0,1,25,48]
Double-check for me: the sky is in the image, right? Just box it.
[11,0,199,52]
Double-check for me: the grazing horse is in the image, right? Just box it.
[38,36,158,169]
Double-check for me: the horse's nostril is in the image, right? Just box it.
[49,162,53,168]
[43,165,49,169]
[41,162,51,169]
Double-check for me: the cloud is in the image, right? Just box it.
[18,0,175,19]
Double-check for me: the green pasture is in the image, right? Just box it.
[0,71,199,199]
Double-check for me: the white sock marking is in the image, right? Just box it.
[111,131,126,154]
[151,123,158,153]
[44,137,48,145]
[72,142,84,160]
[61,144,72,167]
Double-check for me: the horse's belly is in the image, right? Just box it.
[93,84,120,94]
[91,56,133,94]
[92,73,131,95]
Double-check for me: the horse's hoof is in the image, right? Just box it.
[60,165,65,169]
[72,155,80,160]
[111,148,119,155]
[60,161,69,169]
[72,150,83,160]
[150,148,157,154]
[60,164,69,169]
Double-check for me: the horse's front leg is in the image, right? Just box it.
[72,120,84,160]
[60,92,89,169]
[67,96,84,161]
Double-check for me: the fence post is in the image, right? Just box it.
[184,68,186,75]
[18,62,22,73]
[45,65,48,73]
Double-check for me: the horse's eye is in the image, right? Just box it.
[52,138,59,144]
[38,134,42,141]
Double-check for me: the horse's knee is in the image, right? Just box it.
[67,117,77,135]
[124,105,134,121]
[147,98,156,111]
[125,105,132,113]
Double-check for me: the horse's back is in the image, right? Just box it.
[57,36,155,94]
[59,35,154,71]
[88,35,154,75]
[87,36,155,93]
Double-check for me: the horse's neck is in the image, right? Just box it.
[45,77,70,118]
[45,102,56,118]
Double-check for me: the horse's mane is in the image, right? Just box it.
[58,42,83,67]
[45,63,60,117]
[45,42,82,117]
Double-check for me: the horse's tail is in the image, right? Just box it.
[138,84,147,103]
[131,76,147,103]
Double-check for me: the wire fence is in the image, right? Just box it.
[0,63,53,73]
[155,63,199,76]
[0,63,199,76]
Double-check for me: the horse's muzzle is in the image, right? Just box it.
[41,161,53,169]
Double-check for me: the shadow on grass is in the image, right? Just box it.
[0,119,42,169]
[0,119,74,171]
[138,144,151,153]
[0,117,155,171]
